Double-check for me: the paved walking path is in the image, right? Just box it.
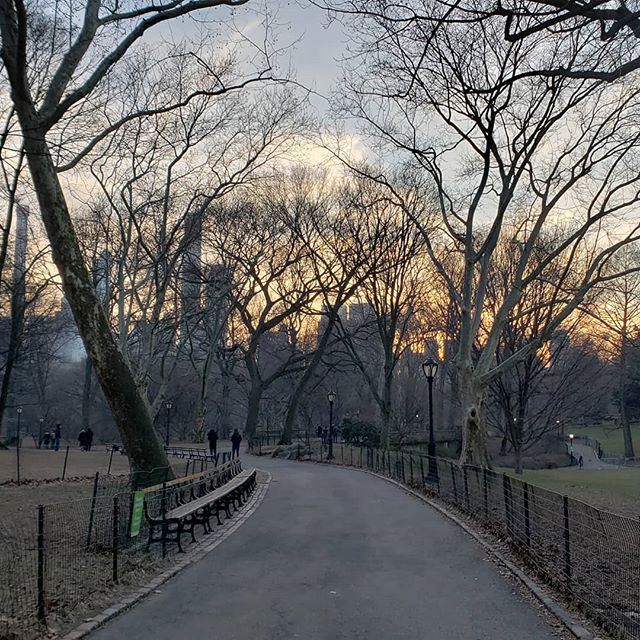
[91,456,565,640]
[571,440,619,469]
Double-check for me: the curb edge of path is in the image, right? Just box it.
[58,472,272,640]
[347,466,596,640]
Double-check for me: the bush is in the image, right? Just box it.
[340,418,380,447]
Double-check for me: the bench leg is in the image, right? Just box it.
[146,523,155,551]
[176,521,186,553]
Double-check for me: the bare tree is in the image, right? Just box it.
[333,182,435,448]
[327,1,640,466]
[0,0,284,472]
[589,247,640,458]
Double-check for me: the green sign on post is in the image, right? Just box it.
[130,491,145,537]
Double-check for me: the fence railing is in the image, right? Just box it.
[0,460,232,640]
[300,443,640,640]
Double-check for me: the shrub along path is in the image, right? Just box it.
[90,455,571,640]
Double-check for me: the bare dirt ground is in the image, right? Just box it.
[0,442,131,484]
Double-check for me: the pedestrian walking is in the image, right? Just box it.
[207,428,218,457]
[42,431,51,449]
[231,429,242,459]
[317,425,322,439]
[78,429,87,451]
[578,455,584,470]
[53,424,61,451]
[86,427,94,451]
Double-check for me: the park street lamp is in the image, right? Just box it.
[38,416,44,449]
[568,433,575,464]
[165,400,173,447]
[422,358,439,483]
[327,391,336,460]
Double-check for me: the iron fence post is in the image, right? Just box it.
[86,471,99,549]
[463,466,470,511]
[37,504,45,623]
[563,495,571,596]
[161,480,167,560]
[112,496,119,583]
[523,482,531,549]
[62,445,70,480]
[107,447,115,474]
[503,473,513,539]
[483,467,488,521]
[450,463,458,504]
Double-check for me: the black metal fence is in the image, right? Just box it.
[0,460,235,640]
[303,443,640,640]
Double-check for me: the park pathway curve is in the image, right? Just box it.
[91,456,566,640]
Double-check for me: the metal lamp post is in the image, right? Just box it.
[38,416,44,449]
[568,433,575,464]
[165,400,173,447]
[16,407,22,484]
[327,391,336,460]
[422,358,439,483]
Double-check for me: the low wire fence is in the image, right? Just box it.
[0,457,227,640]
[301,443,640,640]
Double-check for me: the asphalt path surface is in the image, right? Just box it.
[91,455,563,640]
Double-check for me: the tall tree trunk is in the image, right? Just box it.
[281,313,337,445]
[619,333,636,458]
[0,204,27,441]
[220,364,231,439]
[514,445,523,475]
[81,357,94,430]
[244,382,262,439]
[459,366,491,467]
[18,119,170,475]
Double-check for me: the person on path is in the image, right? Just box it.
[78,429,87,451]
[53,424,61,451]
[42,431,51,449]
[207,428,218,457]
[86,427,94,451]
[578,455,584,469]
[231,429,242,459]
[317,425,322,439]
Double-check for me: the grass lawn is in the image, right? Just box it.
[569,421,640,456]
[500,466,640,519]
